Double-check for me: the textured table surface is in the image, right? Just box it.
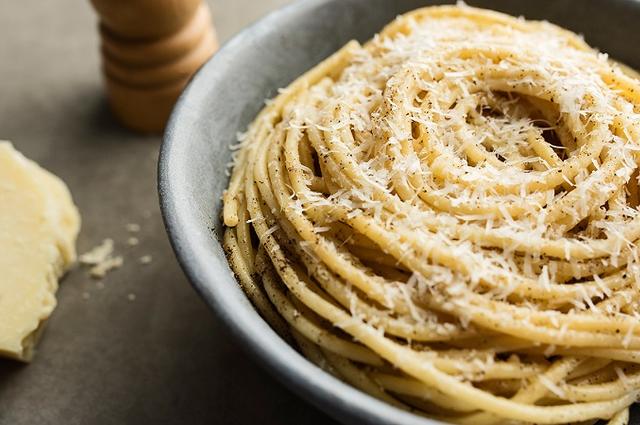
[0,1,338,424]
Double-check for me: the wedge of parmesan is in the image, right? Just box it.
[0,141,80,361]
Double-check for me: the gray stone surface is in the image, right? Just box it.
[0,1,336,424]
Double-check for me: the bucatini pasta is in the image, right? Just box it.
[222,4,640,424]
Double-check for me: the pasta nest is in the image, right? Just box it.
[223,5,640,424]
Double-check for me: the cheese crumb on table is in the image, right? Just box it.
[88,256,124,278]
[139,255,152,265]
[126,223,141,232]
[79,238,124,279]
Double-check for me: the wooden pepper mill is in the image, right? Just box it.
[90,0,218,133]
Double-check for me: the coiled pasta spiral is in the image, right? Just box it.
[223,5,640,424]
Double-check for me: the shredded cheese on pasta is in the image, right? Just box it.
[222,5,640,424]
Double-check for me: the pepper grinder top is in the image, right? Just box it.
[90,0,217,133]
[90,0,202,39]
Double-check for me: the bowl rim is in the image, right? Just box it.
[158,1,442,423]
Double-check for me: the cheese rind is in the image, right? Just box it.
[0,142,80,361]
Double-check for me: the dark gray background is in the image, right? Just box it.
[0,0,338,424]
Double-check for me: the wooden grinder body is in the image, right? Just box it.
[90,0,218,133]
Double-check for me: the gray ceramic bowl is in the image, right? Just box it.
[159,1,640,424]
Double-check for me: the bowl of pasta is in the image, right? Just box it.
[159,0,640,423]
